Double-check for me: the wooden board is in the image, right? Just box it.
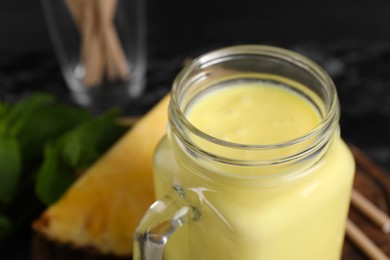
[342,145,390,259]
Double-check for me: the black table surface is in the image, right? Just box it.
[1,0,390,259]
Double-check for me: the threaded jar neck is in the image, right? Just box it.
[168,45,340,177]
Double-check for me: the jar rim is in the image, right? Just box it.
[170,44,339,151]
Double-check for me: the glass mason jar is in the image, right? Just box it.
[134,45,355,260]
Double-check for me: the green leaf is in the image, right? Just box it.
[0,93,54,137]
[34,109,126,206]
[35,142,75,206]
[59,109,126,168]
[0,137,21,204]
[16,104,91,167]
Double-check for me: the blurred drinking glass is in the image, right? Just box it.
[41,0,146,113]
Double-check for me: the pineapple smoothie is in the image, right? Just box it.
[153,77,355,259]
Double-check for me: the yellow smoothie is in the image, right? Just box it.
[153,79,355,259]
[187,82,321,145]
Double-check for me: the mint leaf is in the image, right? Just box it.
[0,137,21,204]
[35,142,75,206]
[0,93,54,137]
[59,109,125,168]
[17,104,91,167]
[34,109,127,206]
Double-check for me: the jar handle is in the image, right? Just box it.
[133,185,201,260]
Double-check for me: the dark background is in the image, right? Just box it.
[3,0,390,54]
[2,0,388,164]
[1,0,390,258]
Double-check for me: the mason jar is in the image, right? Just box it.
[134,45,355,260]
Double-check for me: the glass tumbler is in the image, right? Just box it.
[41,0,146,113]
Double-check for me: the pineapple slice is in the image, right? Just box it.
[33,94,170,257]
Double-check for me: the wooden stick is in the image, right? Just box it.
[97,0,117,80]
[351,189,390,233]
[81,0,104,87]
[346,220,389,260]
[65,0,81,25]
[65,0,83,26]
[103,24,130,81]
[66,0,105,87]
[98,0,130,81]
[350,144,390,203]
